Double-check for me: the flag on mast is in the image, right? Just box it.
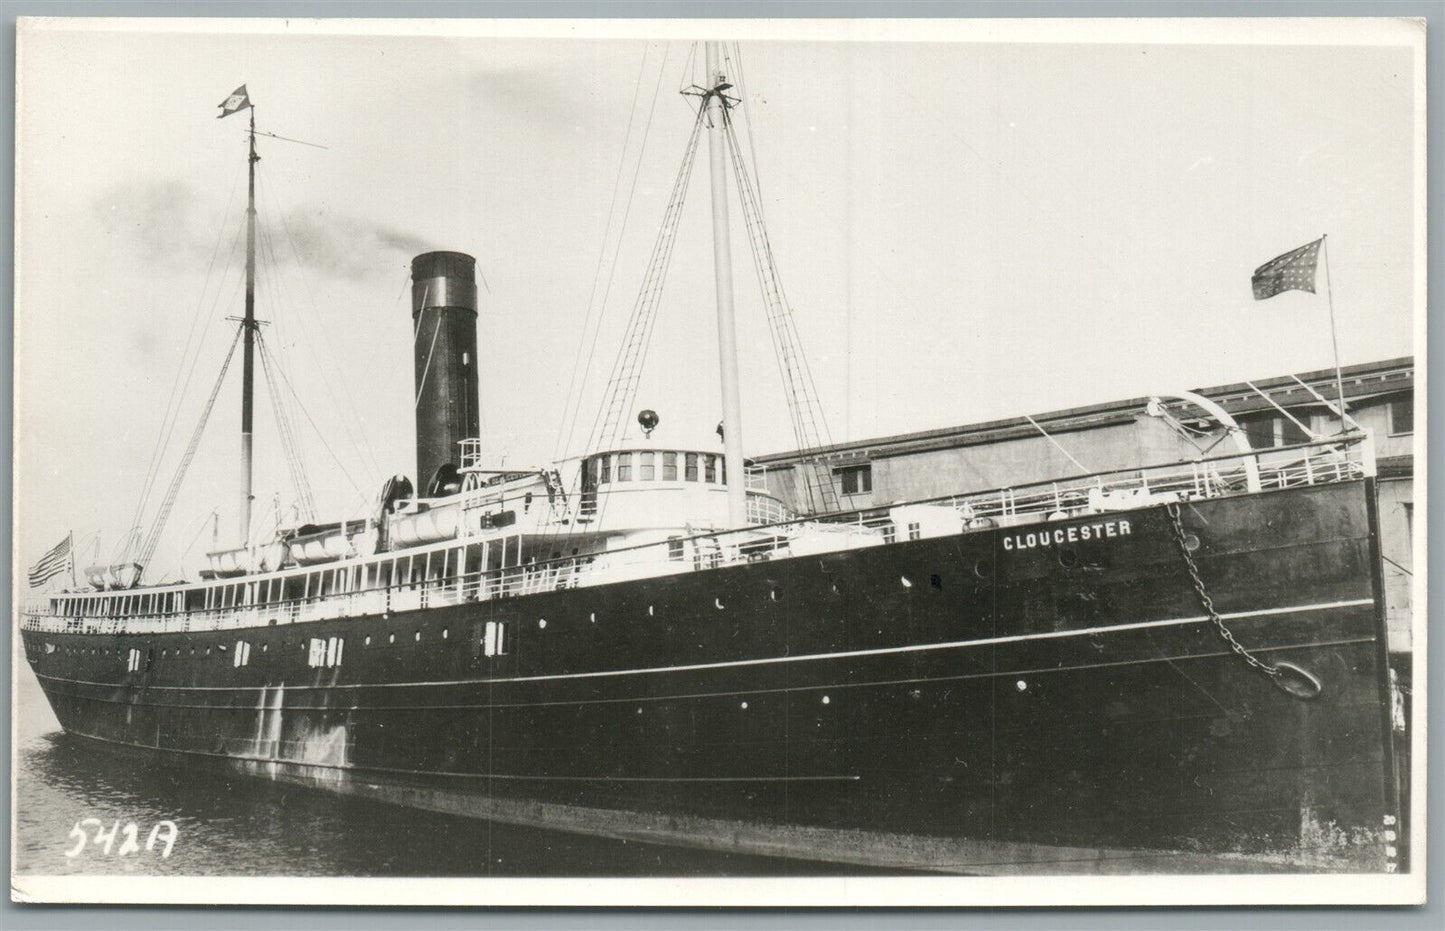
[1252,237,1323,300]
[218,85,252,119]
[28,533,73,589]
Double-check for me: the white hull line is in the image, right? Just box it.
[37,597,1373,692]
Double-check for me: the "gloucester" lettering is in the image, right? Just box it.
[1001,519,1132,552]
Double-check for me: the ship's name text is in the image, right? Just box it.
[1002,519,1132,552]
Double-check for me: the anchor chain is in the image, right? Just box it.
[1164,501,1283,680]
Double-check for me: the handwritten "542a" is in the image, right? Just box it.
[65,818,178,859]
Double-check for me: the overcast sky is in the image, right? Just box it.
[15,18,1422,579]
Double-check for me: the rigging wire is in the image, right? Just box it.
[720,103,839,513]
[555,42,671,463]
[135,327,244,577]
[254,212,370,515]
[559,107,708,541]
[263,343,373,516]
[257,175,386,480]
[584,106,708,458]
[122,189,247,562]
[413,310,444,408]
[256,332,318,520]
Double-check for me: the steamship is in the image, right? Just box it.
[21,47,1401,874]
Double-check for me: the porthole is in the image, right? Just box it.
[261,642,268,652]
[715,598,725,610]
[769,587,782,602]
[740,701,749,710]
[205,647,211,656]
[1058,547,1080,569]
[821,695,831,705]
[589,612,596,623]
[647,605,654,617]
[900,576,913,589]
[538,619,547,629]
[930,574,943,591]
[414,631,421,642]
[442,628,449,639]
[1015,680,1028,692]
[364,636,371,646]
[973,559,990,580]
[1183,533,1201,553]
[389,633,396,645]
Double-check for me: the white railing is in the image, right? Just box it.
[22,436,1371,637]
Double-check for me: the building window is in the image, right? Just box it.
[685,453,698,481]
[1390,396,1414,436]
[662,452,678,481]
[617,453,633,482]
[639,452,656,481]
[1242,414,1309,449]
[704,455,717,483]
[836,464,873,496]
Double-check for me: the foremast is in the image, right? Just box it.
[239,105,260,545]
[703,42,747,528]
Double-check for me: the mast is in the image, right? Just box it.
[704,42,747,528]
[240,107,258,544]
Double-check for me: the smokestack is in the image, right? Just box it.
[411,251,480,491]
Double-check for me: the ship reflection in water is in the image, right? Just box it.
[14,726,903,877]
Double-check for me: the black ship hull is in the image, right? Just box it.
[22,480,1398,873]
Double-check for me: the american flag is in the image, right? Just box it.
[28,533,73,589]
[1252,238,1322,300]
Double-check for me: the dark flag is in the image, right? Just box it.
[218,85,252,119]
[28,533,73,589]
[1252,238,1322,300]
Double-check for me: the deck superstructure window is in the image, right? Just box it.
[685,453,698,481]
[837,464,873,496]
[704,455,717,483]
[599,454,611,484]
[663,452,678,480]
[639,452,655,481]
[1391,396,1414,435]
[617,453,633,482]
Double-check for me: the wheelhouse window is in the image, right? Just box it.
[617,452,633,482]
[836,464,873,496]
[639,452,656,481]
[685,453,698,481]
[1391,396,1414,435]
[704,455,717,483]
[663,452,678,481]
[599,454,611,484]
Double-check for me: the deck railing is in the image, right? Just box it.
[21,435,1371,637]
